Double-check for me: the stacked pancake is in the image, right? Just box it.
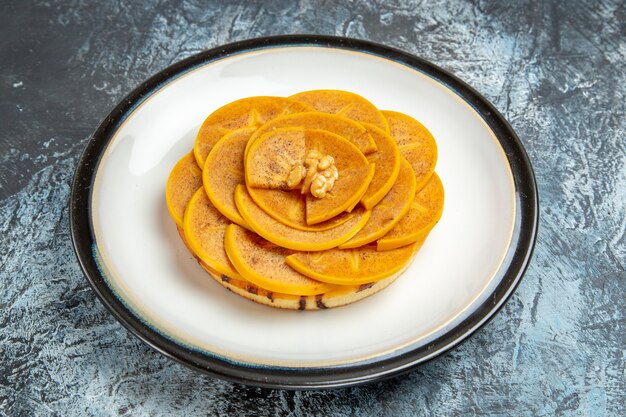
[166,90,444,310]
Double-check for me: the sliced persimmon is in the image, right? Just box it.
[245,127,307,189]
[165,152,202,227]
[285,241,421,286]
[197,256,401,310]
[247,187,359,231]
[183,189,243,280]
[359,123,401,210]
[247,166,374,228]
[304,130,373,224]
[290,90,389,132]
[339,158,416,249]
[203,127,255,229]
[382,110,437,192]
[193,96,312,167]
[244,112,377,160]
[245,127,373,225]
[235,185,370,251]
[224,224,336,295]
[377,173,444,251]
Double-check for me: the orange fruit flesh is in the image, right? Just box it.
[183,189,243,280]
[339,158,417,249]
[165,152,203,227]
[246,127,373,225]
[290,89,389,133]
[167,94,444,310]
[179,224,399,310]
[382,110,437,192]
[304,162,374,224]
[359,123,401,210]
[245,127,307,189]
[203,127,255,229]
[244,112,377,160]
[224,224,336,295]
[193,96,313,167]
[377,173,444,251]
[303,129,372,224]
[285,241,422,286]
[235,184,371,251]
[199,255,400,310]
[247,187,358,231]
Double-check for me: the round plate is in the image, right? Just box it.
[70,35,537,389]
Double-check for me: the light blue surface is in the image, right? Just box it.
[1,1,624,415]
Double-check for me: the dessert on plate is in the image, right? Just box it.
[165,90,444,310]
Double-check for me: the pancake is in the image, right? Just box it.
[177,225,403,310]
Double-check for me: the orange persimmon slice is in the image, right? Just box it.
[285,241,421,286]
[290,90,389,132]
[377,173,444,251]
[382,110,437,192]
[339,158,416,249]
[235,185,370,251]
[183,189,243,280]
[193,96,312,167]
[359,123,401,210]
[224,224,336,295]
[166,152,202,227]
[203,127,255,229]
[246,127,373,225]
[244,112,377,160]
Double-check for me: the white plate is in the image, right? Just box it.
[70,36,537,389]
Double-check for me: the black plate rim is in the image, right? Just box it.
[69,34,538,390]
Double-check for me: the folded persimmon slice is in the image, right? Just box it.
[247,188,360,231]
[203,127,255,229]
[247,165,374,229]
[359,123,401,210]
[304,129,373,224]
[382,110,437,192]
[285,241,422,286]
[246,127,373,225]
[378,173,444,251]
[339,158,416,249]
[290,90,389,133]
[244,112,377,160]
[193,96,313,167]
[183,189,243,280]
[224,224,336,295]
[165,152,202,227]
[245,127,307,189]
[235,185,370,251]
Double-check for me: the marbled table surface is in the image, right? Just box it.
[1,1,624,416]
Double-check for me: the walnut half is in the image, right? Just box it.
[310,165,339,198]
[286,150,339,198]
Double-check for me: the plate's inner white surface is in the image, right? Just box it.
[93,47,515,367]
